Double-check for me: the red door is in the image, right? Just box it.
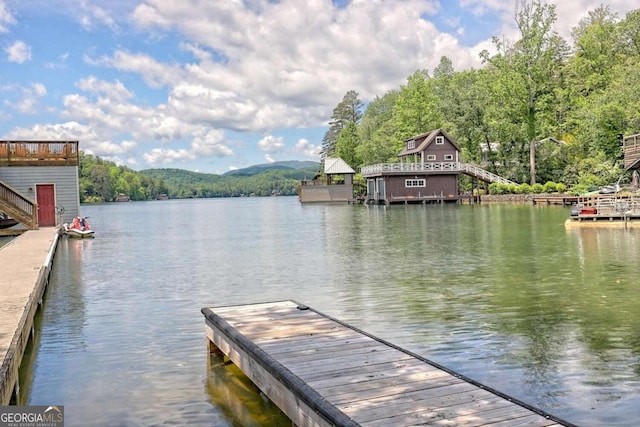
[36,184,56,226]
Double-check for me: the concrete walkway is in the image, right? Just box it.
[0,227,60,404]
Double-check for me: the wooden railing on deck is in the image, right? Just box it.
[0,141,79,166]
[0,181,38,229]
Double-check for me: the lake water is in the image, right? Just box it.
[21,197,640,426]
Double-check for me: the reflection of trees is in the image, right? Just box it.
[322,203,640,398]
[205,353,290,426]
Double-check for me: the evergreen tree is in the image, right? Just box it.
[321,90,363,158]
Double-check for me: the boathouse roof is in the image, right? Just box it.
[324,157,355,175]
[398,128,460,156]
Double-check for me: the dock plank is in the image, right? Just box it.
[201,301,574,427]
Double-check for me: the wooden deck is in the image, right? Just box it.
[0,228,60,404]
[202,301,574,427]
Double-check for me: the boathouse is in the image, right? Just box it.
[0,141,80,230]
[624,133,640,171]
[361,129,517,205]
[298,157,355,203]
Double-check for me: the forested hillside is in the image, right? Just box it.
[322,3,640,194]
[79,153,319,202]
[141,165,319,198]
[79,152,169,202]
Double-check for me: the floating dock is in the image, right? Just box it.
[202,300,574,427]
[0,228,60,404]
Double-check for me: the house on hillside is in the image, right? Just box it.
[361,129,463,204]
[298,157,355,203]
[0,141,80,230]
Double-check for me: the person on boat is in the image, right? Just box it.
[70,216,81,230]
[69,216,90,231]
[78,216,90,230]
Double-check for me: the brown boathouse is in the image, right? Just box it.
[361,129,515,205]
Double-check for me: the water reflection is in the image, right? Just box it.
[206,353,289,426]
[24,199,640,426]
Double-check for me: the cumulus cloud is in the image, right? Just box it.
[0,0,15,32]
[292,138,321,158]
[77,76,133,102]
[79,2,117,31]
[125,0,479,131]
[258,135,285,154]
[191,129,233,157]
[2,82,47,114]
[85,50,182,88]
[5,40,31,63]
[143,147,193,165]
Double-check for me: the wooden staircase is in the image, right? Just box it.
[461,163,518,185]
[0,181,38,229]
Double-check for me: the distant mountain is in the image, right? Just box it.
[223,160,320,176]
[139,161,321,198]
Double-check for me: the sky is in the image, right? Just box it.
[0,1,635,174]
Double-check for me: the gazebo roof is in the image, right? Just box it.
[324,157,355,175]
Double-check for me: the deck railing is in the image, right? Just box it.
[0,141,79,166]
[360,162,517,185]
[0,181,37,229]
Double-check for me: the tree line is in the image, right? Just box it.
[322,2,640,194]
[78,152,319,202]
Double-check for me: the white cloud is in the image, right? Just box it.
[79,2,117,31]
[0,0,15,32]
[5,40,32,63]
[143,147,194,165]
[77,76,133,102]
[258,135,285,154]
[86,50,182,88]
[125,0,480,132]
[2,82,47,114]
[292,138,321,158]
[191,129,233,157]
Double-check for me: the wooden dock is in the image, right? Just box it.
[202,301,574,427]
[0,228,60,404]
[532,196,579,206]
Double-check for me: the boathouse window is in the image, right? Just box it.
[426,154,436,161]
[444,154,454,160]
[407,140,415,149]
[405,179,426,187]
[435,136,444,144]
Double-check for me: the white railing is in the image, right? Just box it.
[361,162,517,185]
[361,162,463,174]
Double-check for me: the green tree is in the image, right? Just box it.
[483,0,569,184]
[357,90,400,165]
[321,90,363,158]
[335,121,361,169]
[392,70,443,145]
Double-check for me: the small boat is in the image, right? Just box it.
[0,213,19,229]
[64,216,95,238]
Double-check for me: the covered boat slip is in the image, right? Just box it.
[202,301,573,427]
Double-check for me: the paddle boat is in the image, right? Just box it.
[64,216,95,238]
